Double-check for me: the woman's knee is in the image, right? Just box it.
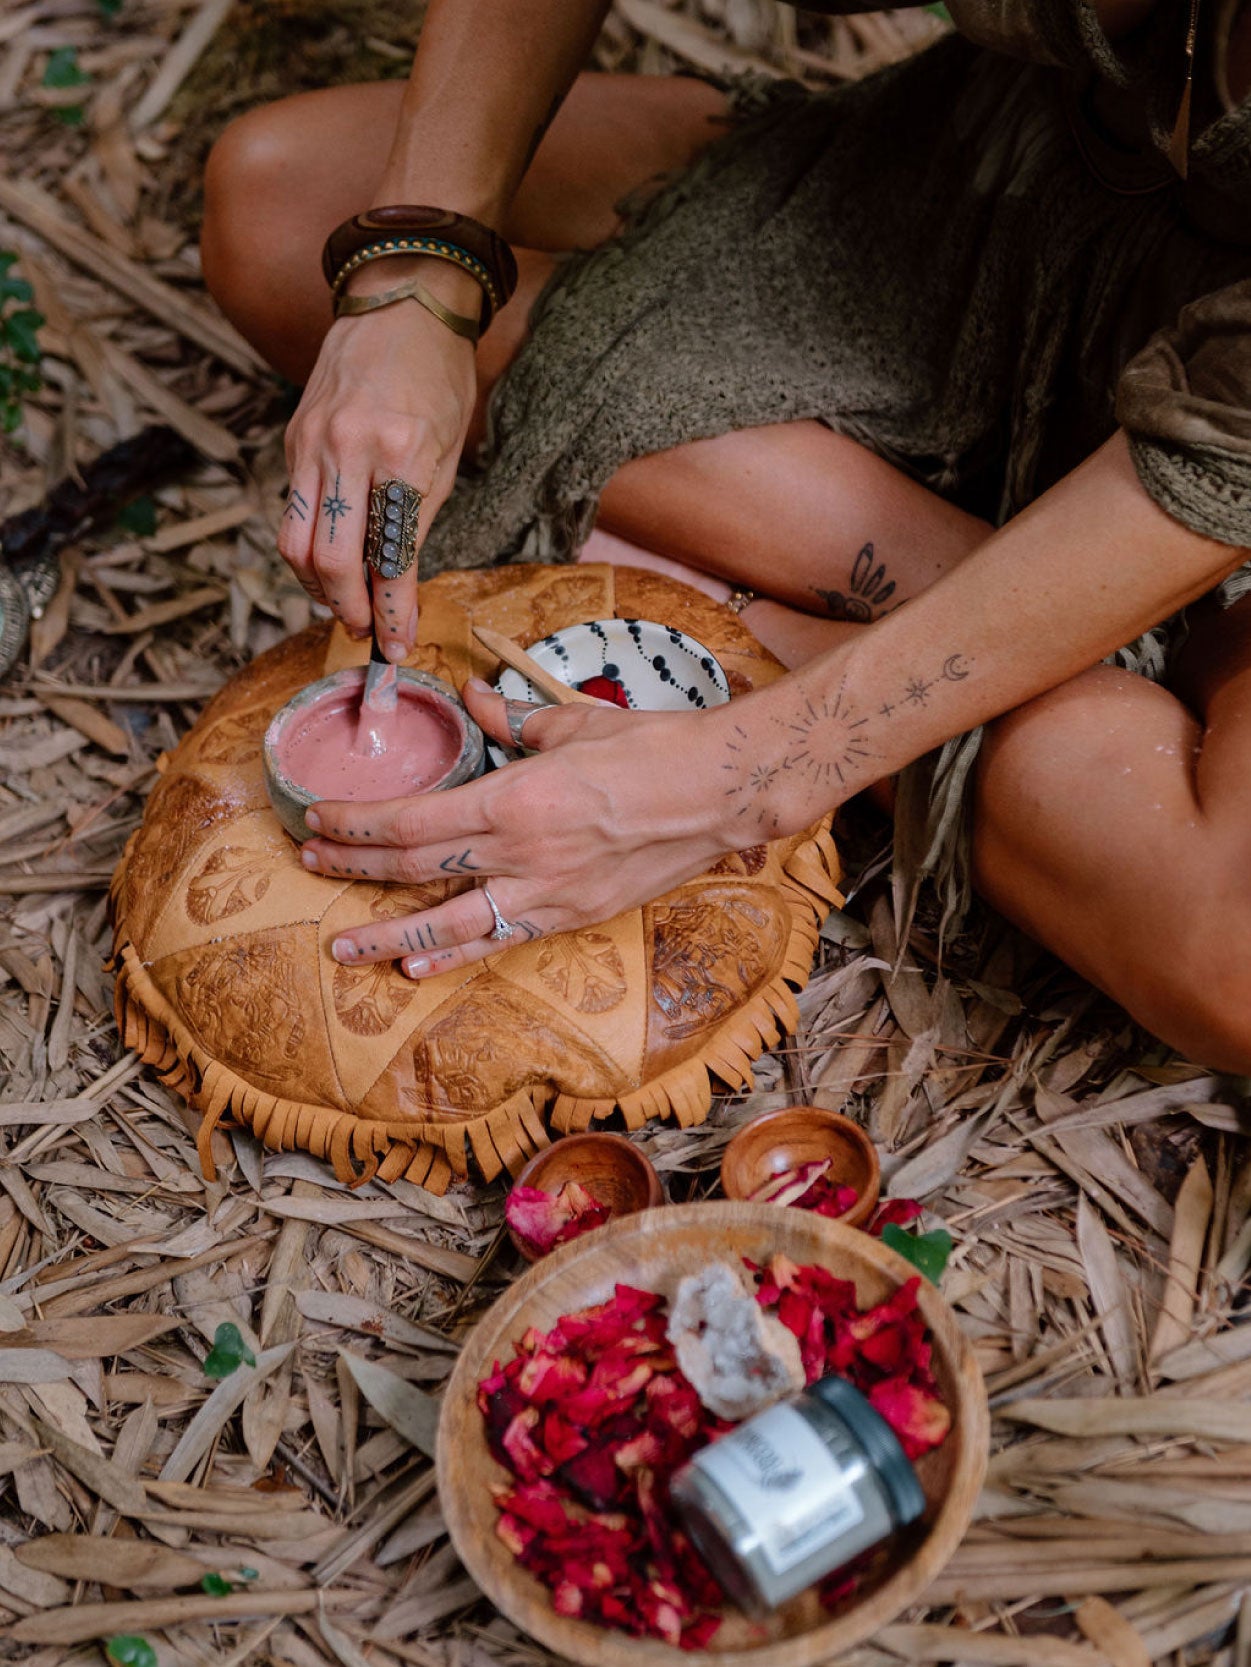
[974,665,1251,1068]
[202,103,302,300]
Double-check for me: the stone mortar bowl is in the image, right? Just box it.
[263,665,485,843]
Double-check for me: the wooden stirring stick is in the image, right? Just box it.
[471,624,603,707]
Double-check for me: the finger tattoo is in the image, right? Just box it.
[401,921,439,952]
[321,473,351,544]
[438,849,481,874]
[284,488,310,522]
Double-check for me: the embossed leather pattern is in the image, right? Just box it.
[111,566,842,1194]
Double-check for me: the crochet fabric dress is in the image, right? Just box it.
[417,0,1251,925]
[423,0,1251,576]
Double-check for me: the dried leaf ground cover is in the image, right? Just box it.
[1,2,1249,1664]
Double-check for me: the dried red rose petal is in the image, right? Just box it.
[482,1260,948,1644]
[749,1159,860,1220]
[506,1182,611,1256]
[868,1378,952,1460]
[578,675,631,707]
[868,1198,925,1236]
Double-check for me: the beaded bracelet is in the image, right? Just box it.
[330,239,502,324]
[323,206,518,331]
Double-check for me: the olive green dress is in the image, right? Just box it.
[421,0,1251,922]
[426,0,1251,572]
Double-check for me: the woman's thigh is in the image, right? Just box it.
[202,72,727,382]
[972,596,1251,1069]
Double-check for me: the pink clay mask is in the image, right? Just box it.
[277,680,462,800]
[356,660,398,757]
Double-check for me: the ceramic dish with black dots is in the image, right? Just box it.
[489,619,731,766]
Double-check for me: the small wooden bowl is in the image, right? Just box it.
[720,1107,881,1229]
[438,1203,987,1667]
[508,1133,666,1262]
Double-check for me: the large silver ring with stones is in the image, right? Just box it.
[365,478,422,580]
[505,699,542,750]
[481,882,517,943]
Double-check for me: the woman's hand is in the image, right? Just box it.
[277,262,478,661]
[297,679,742,977]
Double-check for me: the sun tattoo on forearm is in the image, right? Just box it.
[722,680,875,829]
[720,656,974,828]
[780,682,874,789]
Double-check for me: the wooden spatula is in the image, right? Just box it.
[471,624,603,708]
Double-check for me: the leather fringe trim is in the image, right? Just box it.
[110,822,841,1194]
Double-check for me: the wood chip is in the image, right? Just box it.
[159,1343,295,1484]
[0,177,264,374]
[16,1532,206,1592]
[9,1587,352,1645]
[1149,1155,1212,1362]
[1002,1396,1251,1444]
[339,1352,439,1458]
[1072,1597,1152,1667]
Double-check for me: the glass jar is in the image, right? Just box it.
[669,1374,926,1616]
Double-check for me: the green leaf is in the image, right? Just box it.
[0,274,33,304]
[5,308,44,364]
[1,401,21,435]
[116,495,157,537]
[43,45,89,88]
[203,1321,256,1379]
[105,1639,158,1667]
[98,0,124,13]
[925,2,952,17]
[55,104,86,126]
[200,1571,232,1597]
[880,1223,953,1284]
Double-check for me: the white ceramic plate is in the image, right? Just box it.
[488,618,731,767]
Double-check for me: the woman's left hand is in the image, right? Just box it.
[298,678,738,977]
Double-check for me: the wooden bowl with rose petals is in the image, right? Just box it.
[719,1106,881,1229]
[436,1202,987,1667]
[508,1133,666,1262]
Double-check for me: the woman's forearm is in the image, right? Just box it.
[721,432,1246,840]
[375,0,611,223]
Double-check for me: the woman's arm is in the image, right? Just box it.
[301,431,1246,972]
[376,1,610,224]
[711,431,1242,839]
[278,0,610,659]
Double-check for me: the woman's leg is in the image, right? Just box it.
[202,70,1251,1065]
[204,70,991,607]
[201,72,728,384]
[972,598,1251,1070]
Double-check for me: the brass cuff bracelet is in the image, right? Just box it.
[323,205,517,328]
[334,271,480,342]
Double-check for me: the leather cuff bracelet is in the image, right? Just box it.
[323,206,518,328]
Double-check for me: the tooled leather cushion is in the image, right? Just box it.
[111,565,842,1194]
